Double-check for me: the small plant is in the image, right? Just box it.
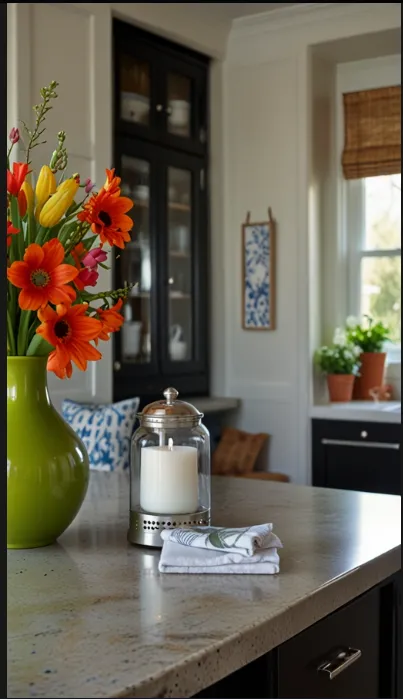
[346,315,390,353]
[315,344,361,376]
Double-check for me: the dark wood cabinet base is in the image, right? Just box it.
[193,574,401,699]
[312,419,401,495]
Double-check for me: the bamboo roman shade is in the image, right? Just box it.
[342,85,401,180]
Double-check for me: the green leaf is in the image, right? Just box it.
[65,200,81,217]
[58,219,79,247]
[207,531,224,549]
[81,235,99,251]
[35,225,50,246]
[26,334,54,357]
[27,212,37,246]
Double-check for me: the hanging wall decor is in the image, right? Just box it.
[242,208,276,331]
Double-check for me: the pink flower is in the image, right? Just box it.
[82,247,107,269]
[9,127,20,144]
[77,267,99,288]
[84,178,95,194]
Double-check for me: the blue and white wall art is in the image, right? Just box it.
[242,219,276,330]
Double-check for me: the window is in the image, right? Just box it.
[341,77,401,356]
[347,173,401,351]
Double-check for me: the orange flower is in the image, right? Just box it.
[7,220,19,248]
[7,162,29,196]
[78,188,133,249]
[37,303,102,379]
[96,299,124,342]
[103,168,121,195]
[7,238,78,311]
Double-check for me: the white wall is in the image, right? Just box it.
[222,3,400,482]
[224,55,302,481]
[7,2,228,412]
[7,3,401,476]
[8,3,114,411]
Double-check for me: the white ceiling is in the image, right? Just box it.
[192,3,299,21]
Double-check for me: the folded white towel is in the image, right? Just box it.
[158,539,281,574]
[160,523,280,557]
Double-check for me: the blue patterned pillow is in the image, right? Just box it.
[62,398,139,472]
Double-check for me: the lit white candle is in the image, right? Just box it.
[140,438,198,514]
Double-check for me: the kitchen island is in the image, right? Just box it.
[7,474,401,698]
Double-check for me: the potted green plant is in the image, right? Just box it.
[346,316,390,400]
[315,343,361,403]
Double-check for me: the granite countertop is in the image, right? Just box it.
[8,474,401,699]
[310,400,401,423]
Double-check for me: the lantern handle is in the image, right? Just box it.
[163,387,179,405]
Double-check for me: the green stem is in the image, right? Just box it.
[27,211,37,246]
[7,309,16,356]
[8,280,17,324]
[17,310,32,356]
[24,81,59,164]
[8,197,21,353]
[27,316,39,345]
[82,285,133,303]
[35,225,49,246]
[64,222,90,256]
[9,196,23,259]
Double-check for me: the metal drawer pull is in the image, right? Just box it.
[317,647,362,680]
[321,438,400,450]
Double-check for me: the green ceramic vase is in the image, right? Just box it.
[7,356,89,549]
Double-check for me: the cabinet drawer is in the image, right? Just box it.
[277,587,380,698]
[312,419,401,495]
[312,419,401,446]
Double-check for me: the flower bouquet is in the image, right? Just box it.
[6,81,134,549]
[7,80,132,375]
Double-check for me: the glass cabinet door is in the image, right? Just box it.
[115,28,159,142]
[161,152,207,375]
[166,73,192,139]
[119,54,151,128]
[117,153,155,369]
[161,58,207,153]
[167,166,193,363]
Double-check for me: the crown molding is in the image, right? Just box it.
[230,3,398,38]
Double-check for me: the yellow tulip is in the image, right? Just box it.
[38,178,80,228]
[35,165,56,219]
[21,180,34,214]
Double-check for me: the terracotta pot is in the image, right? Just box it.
[327,374,355,403]
[353,352,386,400]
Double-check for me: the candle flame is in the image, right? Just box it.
[168,437,174,451]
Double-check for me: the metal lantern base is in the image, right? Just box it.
[128,508,211,548]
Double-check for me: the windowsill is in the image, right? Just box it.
[310,401,401,424]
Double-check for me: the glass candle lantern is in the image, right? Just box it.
[129,387,211,547]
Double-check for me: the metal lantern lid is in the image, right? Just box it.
[138,388,203,428]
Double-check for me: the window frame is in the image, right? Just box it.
[346,177,401,342]
[336,56,401,358]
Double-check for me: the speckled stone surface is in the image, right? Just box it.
[8,474,401,698]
